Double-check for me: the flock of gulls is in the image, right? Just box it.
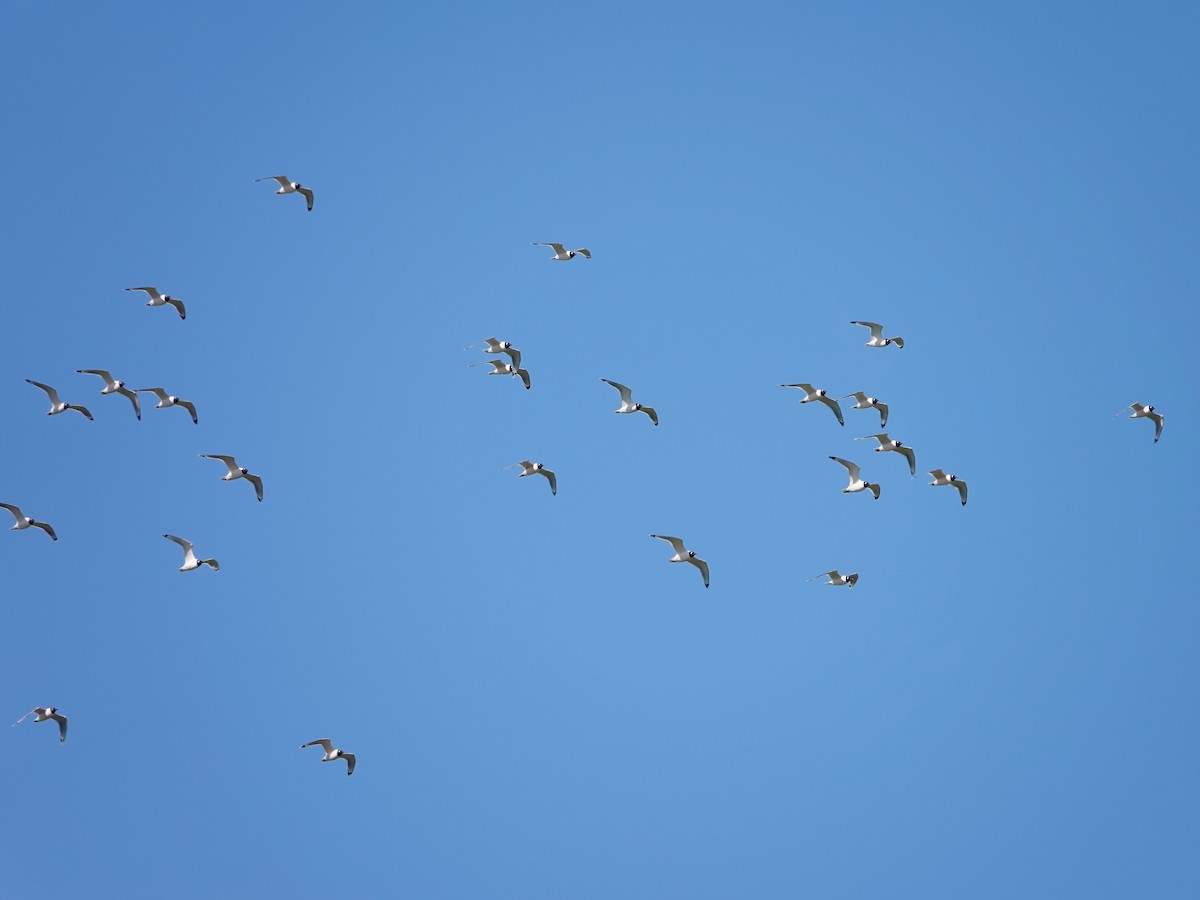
[9,175,1167,771]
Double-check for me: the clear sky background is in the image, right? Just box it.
[2,2,1196,897]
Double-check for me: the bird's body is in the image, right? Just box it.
[601,379,658,425]
[780,383,844,426]
[14,707,68,743]
[850,321,904,348]
[26,380,93,420]
[125,286,186,319]
[650,534,710,588]
[829,456,881,499]
[839,391,889,428]
[809,570,859,588]
[301,738,355,775]
[532,242,591,260]
[466,337,521,369]
[1127,403,1164,443]
[856,433,916,476]
[77,369,141,420]
[256,175,314,211]
[200,454,264,502]
[506,460,556,495]
[136,387,198,424]
[0,503,57,541]
[928,469,968,506]
[163,534,219,572]
[471,359,531,389]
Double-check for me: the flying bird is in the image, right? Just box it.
[780,383,844,426]
[76,369,141,420]
[503,460,556,495]
[808,570,859,588]
[256,175,314,211]
[13,707,68,743]
[465,337,521,368]
[200,454,264,502]
[470,359,531,389]
[136,387,198,424]
[850,321,904,348]
[300,739,355,775]
[855,433,916,476]
[1125,403,1164,443]
[928,469,968,506]
[125,286,186,320]
[531,242,591,261]
[829,457,881,499]
[839,391,889,428]
[600,379,658,425]
[25,380,93,420]
[0,503,57,541]
[163,534,220,572]
[649,534,710,588]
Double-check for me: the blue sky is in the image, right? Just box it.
[2,2,1196,897]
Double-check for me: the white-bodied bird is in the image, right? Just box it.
[300,738,355,775]
[256,175,314,211]
[162,534,220,572]
[850,321,904,348]
[125,286,186,320]
[531,242,591,260]
[839,391,889,428]
[855,433,916,476]
[1125,403,1164,443]
[0,503,58,541]
[200,454,264,502]
[465,337,521,368]
[470,359,531,389]
[136,387,198,424]
[649,534,710,588]
[77,369,141,420]
[829,456,881,499]
[808,570,859,588]
[600,379,658,425]
[928,469,968,506]
[503,460,556,495]
[780,383,844,426]
[13,707,67,743]
[25,380,93,420]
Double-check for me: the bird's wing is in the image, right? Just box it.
[856,433,888,446]
[50,713,67,743]
[0,502,23,519]
[257,175,290,186]
[470,359,508,371]
[830,457,860,479]
[137,387,170,401]
[840,391,867,402]
[816,394,844,425]
[846,573,859,587]
[343,753,356,775]
[178,400,199,424]
[516,368,531,390]
[868,483,881,500]
[640,406,659,426]
[246,473,264,502]
[954,480,968,506]
[26,380,61,404]
[163,533,194,553]
[12,709,38,726]
[73,406,94,421]
[536,242,566,255]
[301,739,334,752]
[501,347,521,368]
[117,387,141,419]
[897,445,916,476]
[876,402,889,428]
[690,557,710,588]
[540,469,556,495]
[1150,413,1164,442]
[126,286,160,299]
[807,571,835,582]
[77,369,116,387]
[516,460,535,473]
[165,297,186,319]
[601,379,634,403]
[851,321,884,339]
[201,454,239,474]
[928,468,946,482]
[32,522,57,541]
[574,248,592,259]
[298,186,314,211]
[651,534,687,555]
[891,336,905,348]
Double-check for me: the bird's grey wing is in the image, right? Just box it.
[640,406,659,426]
[691,557,710,588]
[830,457,860,480]
[1151,413,1164,442]
[137,387,170,402]
[73,406,94,421]
[601,379,634,403]
[299,186,314,211]
[126,286,159,299]
[516,368,531,390]
[12,709,38,726]
[77,369,116,386]
[928,469,946,482]
[470,359,508,371]
[851,321,884,338]
[343,753,356,775]
[650,534,687,555]
[954,480,968,506]
[32,521,57,541]
[257,175,290,186]
[246,473,264,502]
[542,469,556,495]
[574,248,592,259]
[817,394,844,425]
[869,483,881,500]
[501,347,521,369]
[165,297,186,319]
[301,738,333,752]
[876,402,889,428]
[846,573,859,587]
[0,502,22,518]
[201,454,239,474]
[26,380,61,404]
[856,433,888,445]
[178,400,199,424]
[898,445,916,476]
[163,533,194,553]
[117,387,141,419]
[51,713,67,743]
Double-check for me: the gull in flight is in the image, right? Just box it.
[850,321,904,348]
[503,460,556,495]
[256,175,314,211]
[13,707,68,743]
[928,469,968,506]
[600,379,658,426]
[649,534,710,588]
[839,391,889,428]
[855,433,916,476]
[300,739,355,775]
[77,369,141,420]
[200,454,264,502]
[163,534,220,572]
[1124,403,1164,443]
[470,359,531,390]
[809,570,859,588]
[465,337,521,369]
[0,503,58,541]
[829,457,881,499]
[25,380,93,420]
[531,242,591,261]
[125,286,186,320]
[780,383,844,426]
[136,387,198,424]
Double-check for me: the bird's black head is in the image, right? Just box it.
[239,467,249,475]
[688,550,696,558]
[634,403,642,411]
